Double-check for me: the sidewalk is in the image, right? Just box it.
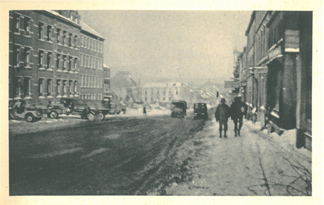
[157,118,312,196]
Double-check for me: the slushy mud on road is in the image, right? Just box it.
[9,112,208,195]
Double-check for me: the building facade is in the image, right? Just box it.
[9,10,107,106]
[234,11,312,150]
[79,20,105,101]
[140,82,191,105]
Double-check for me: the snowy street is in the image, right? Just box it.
[155,117,312,196]
[9,107,311,196]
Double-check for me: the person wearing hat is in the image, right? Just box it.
[215,98,230,138]
[230,95,247,136]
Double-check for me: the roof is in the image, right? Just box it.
[80,20,104,39]
[142,82,182,88]
[45,10,80,27]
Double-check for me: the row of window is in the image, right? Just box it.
[80,74,103,88]
[144,97,171,102]
[143,90,178,95]
[13,77,78,98]
[80,53,102,69]
[13,14,79,48]
[80,94,103,101]
[80,34,103,53]
[13,46,79,72]
[56,28,78,48]
[13,14,32,35]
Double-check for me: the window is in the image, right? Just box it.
[24,17,31,35]
[80,54,83,66]
[24,47,31,67]
[14,77,22,97]
[74,58,78,71]
[80,75,83,87]
[47,79,52,96]
[74,81,78,93]
[87,55,90,68]
[80,35,83,47]
[38,22,44,39]
[63,80,67,96]
[56,54,61,70]
[62,31,67,45]
[56,80,61,96]
[69,56,73,71]
[74,35,77,47]
[87,38,90,49]
[14,46,20,66]
[38,50,44,68]
[57,28,61,44]
[69,33,72,47]
[87,75,90,87]
[47,52,53,69]
[47,25,52,41]
[15,16,20,32]
[63,56,67,71]
[69,80,73,95]
[24,78,31,97]
[90,76,92,87]
[39,78,44,96]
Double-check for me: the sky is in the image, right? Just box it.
[79,10,252,83]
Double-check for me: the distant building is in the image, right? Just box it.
[140,82,191,105]
[110,71,139,105]
[9,10,106,106]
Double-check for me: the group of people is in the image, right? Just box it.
[215,96,247,138]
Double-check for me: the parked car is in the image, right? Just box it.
[9,100,47,122]
[48,98,110,120]
[193,103,208,119]
[171,100,187,118]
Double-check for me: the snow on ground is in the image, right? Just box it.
[153,118,312,196]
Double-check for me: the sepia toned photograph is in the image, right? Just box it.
[2,1,322,203]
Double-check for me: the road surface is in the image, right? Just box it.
[10,112,206,195]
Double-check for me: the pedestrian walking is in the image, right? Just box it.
[82,103,91,120]
[215,98,230,138]
[143,105,147,116]
[230,95,247,136]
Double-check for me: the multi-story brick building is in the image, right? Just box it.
[79,20,105,101]
[9,10,108,106]
[234,11,312,150]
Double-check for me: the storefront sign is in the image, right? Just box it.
[224,80,240,88]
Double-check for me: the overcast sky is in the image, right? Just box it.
[79,10,252,82]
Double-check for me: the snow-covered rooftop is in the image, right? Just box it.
[80,20,104,39]
[142,82,182,88]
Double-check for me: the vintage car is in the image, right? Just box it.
[9,100,47,122]
[193,103,208,119]
[171,100,187,118]
[48,98,111,120]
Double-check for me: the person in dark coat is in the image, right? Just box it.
[143,105,147,116]
[230,95,247,136]
[215,98,230,138]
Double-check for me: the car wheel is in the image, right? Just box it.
[87,112,95,121]
[25,113,34,122]
[97,112,105,120]
[49,111,59,119]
